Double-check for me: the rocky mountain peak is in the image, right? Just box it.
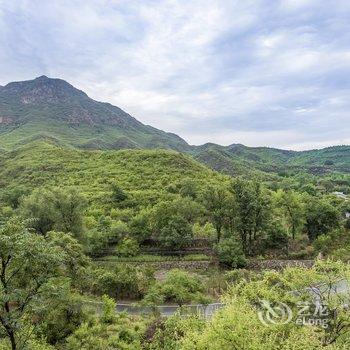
[2,75,88,105]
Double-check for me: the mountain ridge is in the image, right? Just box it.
[0,76,349,176]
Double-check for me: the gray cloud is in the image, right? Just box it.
[0,0,349,150]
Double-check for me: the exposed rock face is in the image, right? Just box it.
[0,75,143,127]
[3,75,88,105]
[0,76,190,151]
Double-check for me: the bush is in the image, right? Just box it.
[214,238,247,268]
[345,218,350,230]
[313,234,333,254]
[330,247,350,262]
[224,269,256,285]
[192,222,216,239]
[110,183,128,204]
[158,217,193,249]
[289,249,311,259]
[94,264,155,300]
[85,229,110,257]
[115,237,140,257]
[143,269,211,306]
[109,220,130,240]
[265,222,289,249]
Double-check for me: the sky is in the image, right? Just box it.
[0,0,350,150]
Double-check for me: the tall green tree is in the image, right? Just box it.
[275,189,305,239]
[20,187,87,237]
[231,179,270,255]
[305,196,340,241]
[151,197,202,248]
[0,218,63,350]
[201,185,232,242]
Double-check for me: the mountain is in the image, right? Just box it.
[0,76,190,151]
[192,143,350,176]
[0,76,349,177]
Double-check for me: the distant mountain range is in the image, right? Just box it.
[0,76,349,176]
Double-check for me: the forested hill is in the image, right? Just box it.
[192,143,350,177]
[0,76,349,178]
[0,140,224,209]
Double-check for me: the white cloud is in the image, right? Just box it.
[0,0,349,150]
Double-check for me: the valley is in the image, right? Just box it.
[0,77,349,350]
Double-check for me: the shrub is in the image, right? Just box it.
[330,246,350,262]
[192,222,216,239]
[143,269,211,306]
[345,218,350,230]
[109,220,130,240]
[115,237,140,257]
[110,183,128,204]
[94,264,154,300]
[265,222,289,249]
[158,216,193,249]
[214,238,247,268]
[313,234,333,254]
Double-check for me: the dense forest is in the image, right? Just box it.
[0,77,350,349]
[0,138,350,349]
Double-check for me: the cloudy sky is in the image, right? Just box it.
[0,0,349,150]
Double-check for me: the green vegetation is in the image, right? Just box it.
[193,143,350,185]
[1,76,350,349]
[157,261,350,349]
[0,140,347,263]
[1,77,349,189]
[143,269,211,307]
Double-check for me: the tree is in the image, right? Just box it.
[2,185,30,209]
[115,237,140,257]
[20,187,87,237]
[33,286,87,345]
[305,196,340,241]
[66,295,145,350]
[201,185,232,242]
[179,261,350,349]
[231,179,270,255]
[158,216,193,249]
[275,190,305,239]
[110,183,128,204]
[151,197,202,249]
[0,218,64,350]
[46,231,91,289]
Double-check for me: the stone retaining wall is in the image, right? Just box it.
[132,260,212,270]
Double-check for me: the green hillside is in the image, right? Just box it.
[290,145,350,169]
[0,76,349,182]
[0,140,224,211]
[193,143,350,178]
